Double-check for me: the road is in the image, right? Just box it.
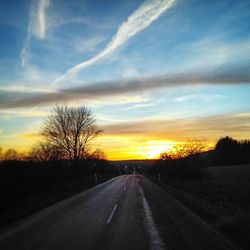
[0,175,238,250]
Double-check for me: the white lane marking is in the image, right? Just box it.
[123,186,127,191]
[106,203,118,224]
[140,187,165,250]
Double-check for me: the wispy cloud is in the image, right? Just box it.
[1,68,250,109]
[174,94,224,103]
[0,109,49,118]
[20,46,30,67]
[120,103,154,111]
[73,35,107,53]
[54,0,176,84]
[30,0,51,39]
[29,0,51,39]
[21,0,51,66]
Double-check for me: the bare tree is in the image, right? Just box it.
[91,149,107,161]
[160,138,208,160]
[42,105,102,164]
[29,142,62,162]
[177,138,207,158]
[3,148,19,161]
[160,151,173,161]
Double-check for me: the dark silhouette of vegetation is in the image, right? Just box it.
[29,142,62,162]
[155,138,208,180]
[151,136,250,182]
[214,136,250,165]
[160,138,208,160]
[2,148,19,161]
[39,104,102,186]
[42,105,102,161]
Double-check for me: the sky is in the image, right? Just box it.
[0,0,250,160]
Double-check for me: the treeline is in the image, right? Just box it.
[150,136,250,181]
[213,136,250,165]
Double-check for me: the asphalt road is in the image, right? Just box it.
[0,175,238,250]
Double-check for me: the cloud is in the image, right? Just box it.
[20,47,30,67]
[0,110,49,118]
[174,94,224,103]
[31,0,51,39]
[21,0,51,66]
[101,112,250,141]
[120,102,154,111]
[73,35,107,53]
[54,0,176,84]
[1,68,250,109]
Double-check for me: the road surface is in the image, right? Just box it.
[0,175,238,250]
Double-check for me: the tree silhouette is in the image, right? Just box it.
[174,138,207,158]
[214,136,250,164]
[160,138,208,160]
[160,151,173,161]
[3,148,19,161]
[42,105,102,163]
[29,142,62,162]
[215,136,238,151]
[91,149,107,161]
[41,105,102,185]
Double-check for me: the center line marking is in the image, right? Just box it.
[106,203,118,224]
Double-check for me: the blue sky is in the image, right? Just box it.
[0,0,250,159]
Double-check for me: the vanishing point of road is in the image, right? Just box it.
[0,175,238,250]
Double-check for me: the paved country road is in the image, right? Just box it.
[0,175,238,250]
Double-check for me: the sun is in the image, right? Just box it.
[145,142,174,159]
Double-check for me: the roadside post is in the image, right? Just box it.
[158,173,161,181]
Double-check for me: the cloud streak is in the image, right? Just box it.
[21,0,51,66]
[1,69,250,109]
[35,0,51,39]
[101,112,250,141]
[54,0,176,84]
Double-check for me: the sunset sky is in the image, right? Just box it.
[0,0,250,160]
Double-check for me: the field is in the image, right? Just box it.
[203,165,250,206]
[168,164,250,249]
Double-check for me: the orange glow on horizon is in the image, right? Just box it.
[94,135,177,160]
[0,131,230,161]
[1,133,178,160]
